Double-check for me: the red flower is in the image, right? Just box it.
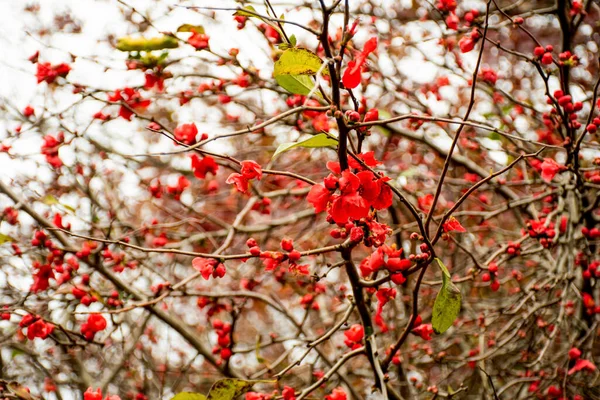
[282,387,296,400]
[174,123,198,145]
[343,324,364,349]
[459,36,475,53]
[81,314,107,340]
[193,257,226,280]
[412,323,433,340]
[144,72,165,92]
[41,133,64,169]
[325,388,347,400]
[568,358,596,375]
[189,32,210,50]
[108,88,151,121]
[27,319,54,340]
[443,216,466,233]
[240,160,262,180]
[36,62,71,84]
[307,184,332,213]
[226,161,262,193]
[166,176,190,200]
[342,37,378,89]
[23,105,35,117]
[226,173,249,193]
[30,262,54,293]
[83,388,103,400]
[191,154,219,179]
[540,158,565,182]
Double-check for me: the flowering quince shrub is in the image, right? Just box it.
[1,0,600,399]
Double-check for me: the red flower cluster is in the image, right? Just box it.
[191,154,218,179]
[307,153,392,224]
[36,62,71,84]
[30,261,54,293]
[325,388,347,400]
[342,37,377,89]
[189,32,210,50]
[41,132,64,169]
[174,123,198,145]
[107,88,151,121]
[84,387,121,400]
[211,319,232,362]
[282,387,295,400]
[81,314,107,340]
[411,316,433,340]
[458,29,481,53]
[360,245,411,284]
[375,287,397,332]
[20,315,54,340]
[166,176,190,200]
[442,216,466,233]
[192,257,226,280]
[343,323,364,349]
[226,160,262,193]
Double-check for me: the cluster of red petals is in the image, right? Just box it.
[192,257,226,280]
[539,158,566,182]
[20,315,54,340]
[343,323,364,349]
[282,386,296,400]
[342,37,378,89]
[36,62,71,84]
[375,287,397,332]
[360,244,411,284]
[41,132,64,169]
[191,154,219,179]
[306,152,391,224]
[226,160,262,193]
[324,388,347,400]
[411,316,433,341]
[84,387,121,400]
[30,261,54,293]
[81,314,107,341]
[107,87,151,121]
[165,176,190,200]
[173,123,198,145]
[189,32,210,50]
[442,216,466,233]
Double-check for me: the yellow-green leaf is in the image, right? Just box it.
[116,36,178,52]
[273,48,325,95]
[177,24,205,34]
[273,133,337,159]
[431,258,461,334]
[274,48,323,76]
[171,393,207,400]
[206,379,274,400]
[234,5,258,17]
[275,74,316,96]
[0,233,15,245]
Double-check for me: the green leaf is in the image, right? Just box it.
[206,379,274,400]
[171,393,207,400]
[289,34,297,47]
[234,5,257,17]
[431,258,461,334]
[40,194,76,214]
[274,48,323,76]
[273,48,325,95]
[488,131,501,141]
[0,233,15,245]
[273,134,338,159]
[116,36,178,52]
[275,74,316,96]
[177,24,205,34]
